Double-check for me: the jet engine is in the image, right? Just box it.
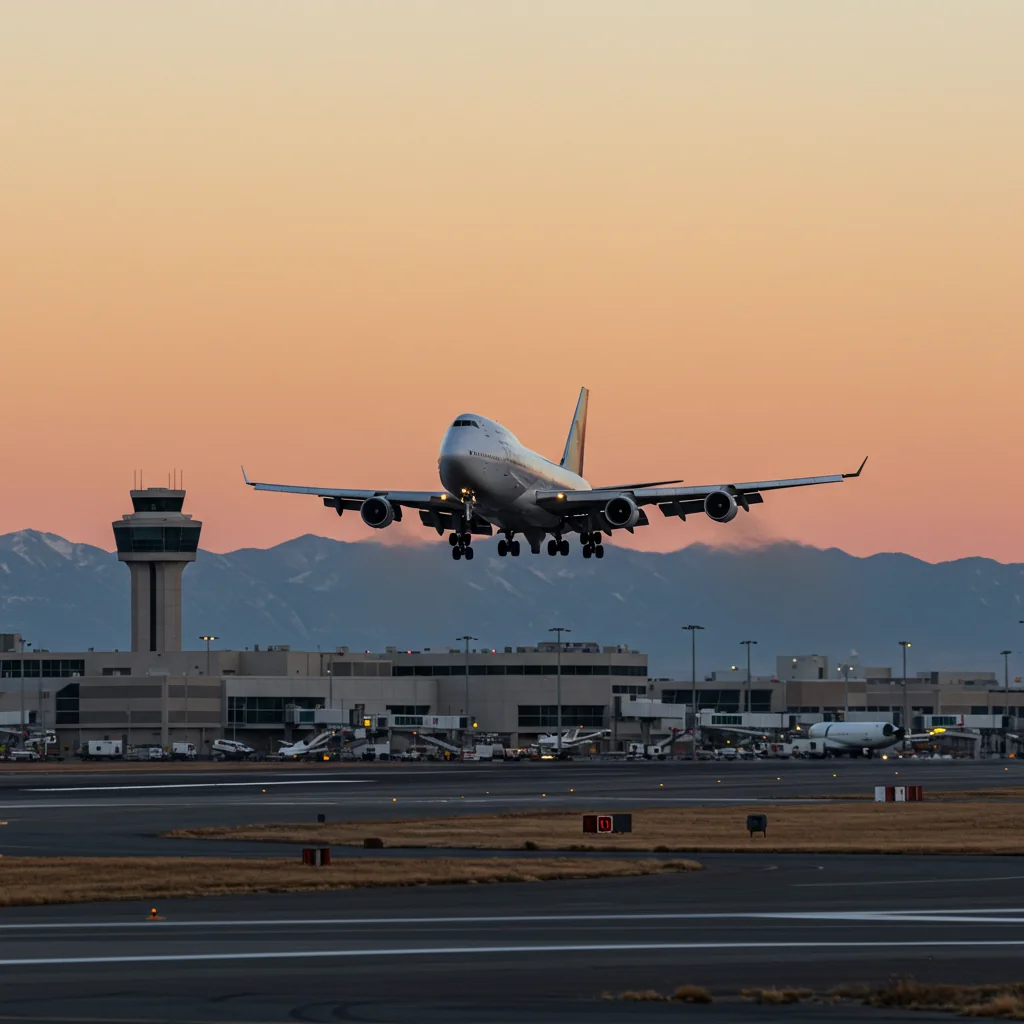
[603,495,640,529]
[704,490,738,523]
[360,496,395,529]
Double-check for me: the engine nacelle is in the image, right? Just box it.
[704,490,738,523]
[603,495,640,529]
[360,496,395,529]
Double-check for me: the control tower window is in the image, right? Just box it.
[131,496,185,513]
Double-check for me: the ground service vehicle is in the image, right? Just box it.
[81,739,124,760]
[171,742,197,760]
[212,738,255,760]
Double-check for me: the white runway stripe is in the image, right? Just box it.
[2,908,1022,930]
[3,939,1024,968]
[24,780,375,793]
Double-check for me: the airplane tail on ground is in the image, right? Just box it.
[560,386,589,476]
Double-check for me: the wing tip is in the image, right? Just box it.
[843,456,869,479]
[241,465,252,486]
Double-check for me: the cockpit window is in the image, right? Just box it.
[451,419,480,428]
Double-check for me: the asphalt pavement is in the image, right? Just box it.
[2,759,1022,1022]
[1,855,1022,1022]
[0,757,1019,857]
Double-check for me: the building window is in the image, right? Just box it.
[517,705,605,728]
[613,685,647,696]
[386,705,431,716]
[55,682,80,725]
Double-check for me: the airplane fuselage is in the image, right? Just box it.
[438,415,590,532]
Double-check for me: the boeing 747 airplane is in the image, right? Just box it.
[243,388,866,561]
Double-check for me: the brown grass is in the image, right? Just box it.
[169,802,1024,855]
[829,980,1024,1018]
[613,987,712,1004]
[741,987,814,1004]
[619,990,667,1002]
[0,855,701,907]
[671,985,713,1004]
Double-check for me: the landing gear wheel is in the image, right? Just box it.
[583,546,592,559]
[497,539,507,557]
[464,546,474,561]
[559,540,570,556]
[510,540,521,556]
[580,532,592,546]
[452,547,462,560]
[547,539,558,556]
[595,545,604,559]
[448,533,459,547]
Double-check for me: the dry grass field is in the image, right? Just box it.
[170,802,1024,855]
[0,855,701,907]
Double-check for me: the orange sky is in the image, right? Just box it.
[2,1,1022,561]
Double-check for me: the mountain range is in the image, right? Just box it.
[0,529,1021,677]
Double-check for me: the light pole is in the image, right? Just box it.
[549,627,570,755]
[838,664,852,721]
[899,641,912,736]
[1001,650,1012,729]
[457,635,478,748]
[682,626,704,751]
[740,640,757,715]
[199,635,218,678]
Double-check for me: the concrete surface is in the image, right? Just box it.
[1,855,1023,1022]
[0,758,1019,857]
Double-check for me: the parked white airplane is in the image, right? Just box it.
[807,721,906,756]
[278,730,336,759]
[244,388,866,561]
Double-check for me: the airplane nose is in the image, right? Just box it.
[439,454,474,495]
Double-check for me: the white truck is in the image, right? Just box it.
[81,739,123,760]
[170,742,197,761]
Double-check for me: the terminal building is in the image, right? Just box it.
[0,487,1020,756]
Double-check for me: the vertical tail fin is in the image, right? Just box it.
[560,387,590,476]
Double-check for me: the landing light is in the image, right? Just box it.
[557,492,565,499]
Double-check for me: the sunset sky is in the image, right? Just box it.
[3,1,1022,562]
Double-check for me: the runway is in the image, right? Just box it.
[1,856,1022,1022]
[0,758,1019,857]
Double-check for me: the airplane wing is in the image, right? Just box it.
[536,458,867,521]
[241,467,481,533]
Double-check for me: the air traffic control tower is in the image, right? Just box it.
[112,489,202,652]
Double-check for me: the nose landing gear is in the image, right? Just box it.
[450,532,474,560]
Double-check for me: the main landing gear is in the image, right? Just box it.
[497,533,521,557]
[546,537,570,557]
[449,532,474,560]
[580,531,605,559]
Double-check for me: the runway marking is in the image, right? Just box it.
[793,874,1024,888]
[4,939,1024,967]
[24,780,375,793]
[2,909,1022,931]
